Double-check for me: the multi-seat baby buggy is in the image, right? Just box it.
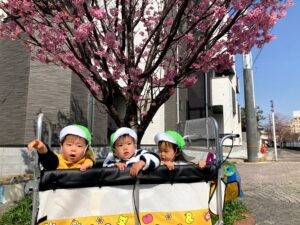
[27,113,239,225]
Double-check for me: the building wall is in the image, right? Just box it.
[24,61,74,144]
[187,72,206,119]
[178,88,188,122]
[165,94,178,130]
[210,76,242,145]
[92,101,108,145]
[141,105,165,145]
[292,110,300,134]
[0,39,30,145]
[0,39,108,147]
[141,87,188,145]
[211,77,234,130]
[293,111,300,117]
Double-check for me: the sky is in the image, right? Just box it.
[236,1,300,120]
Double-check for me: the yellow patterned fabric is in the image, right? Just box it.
[37,183,213,225]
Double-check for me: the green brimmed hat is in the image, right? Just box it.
[59,124,95,161]
[110,127,137,148]
[154,130,186,151]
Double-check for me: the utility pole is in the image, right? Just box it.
[270,100,278,161]
[243,52,258,162]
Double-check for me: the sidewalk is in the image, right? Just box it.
[225,148,265,225]
[224,147,269,162]
[232,148,300,225]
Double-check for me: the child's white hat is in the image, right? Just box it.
[59,124,95,161]
[155,130,197,161]
[59,124,92,144]
[154,130,186,151]
[110,127,137,147]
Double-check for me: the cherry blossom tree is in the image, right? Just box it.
[0,0,293,141]
[265,113,299,148]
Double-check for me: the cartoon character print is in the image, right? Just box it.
[70,219,81,225]
[117,215,128,225]
[96,217,104,224]
[165,213,172,220]
[184,211,194,224]
[43,222,56,225]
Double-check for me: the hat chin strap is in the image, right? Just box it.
[169,148,180,162]
[82,145,89,157]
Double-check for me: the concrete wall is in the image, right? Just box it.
[0,184,25,205]
[0,147,33,177]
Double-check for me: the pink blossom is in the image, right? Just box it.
[212,6,226,19]
[141,111,147,117]
[104,32,118,48]
[168,88,175,96]
[129,68,142,77]
[165,17,173,27]
[60,52,84,73]
[86,76,101,94]
[183,76,198,88]
[151,102,156,107]
[89,7,106,20]
[0,0,293,132]
[72,0,85,10]
[74,22,94,42]
[109,8,118,17]
[185,33,194,42]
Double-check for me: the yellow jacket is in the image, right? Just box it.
[56,153,94,169]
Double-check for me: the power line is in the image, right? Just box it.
[252,27,274,67]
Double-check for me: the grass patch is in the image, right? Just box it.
[1,196,247,225]
[212,199,248,225]
[0,196,32,225]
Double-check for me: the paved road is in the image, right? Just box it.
[236,148,300,225]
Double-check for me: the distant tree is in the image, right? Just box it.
[0,0,293,142]
[265,113,299,148]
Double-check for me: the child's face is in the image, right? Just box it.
[61,135,88,163]
[114,135,136,160]
[158,142,177,162]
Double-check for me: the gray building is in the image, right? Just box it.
[0,39,107,147]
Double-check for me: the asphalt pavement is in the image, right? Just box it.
[232,148,300,225]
